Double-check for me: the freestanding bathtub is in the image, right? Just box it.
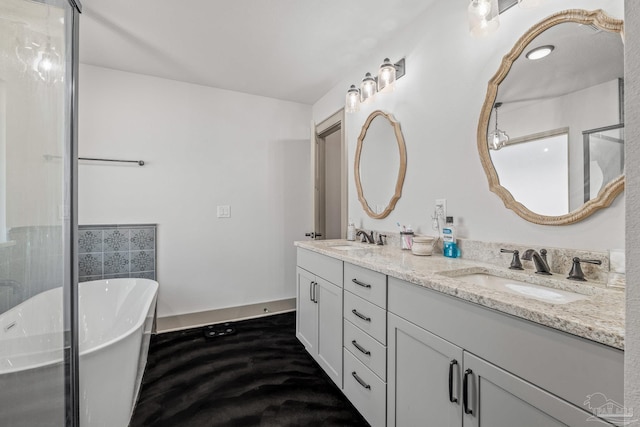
[0,278,158,427]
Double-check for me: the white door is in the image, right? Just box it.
[315,277,343,387]
[388,313,463,427]
[296,268,318,353]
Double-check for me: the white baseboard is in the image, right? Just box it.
[156,297,296,333]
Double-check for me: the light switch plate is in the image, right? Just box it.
[217,205,231,218]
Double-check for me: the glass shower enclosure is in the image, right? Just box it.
[0,0,80,425]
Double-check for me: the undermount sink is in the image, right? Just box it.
[329,244,379,251]
[445,271,589,305]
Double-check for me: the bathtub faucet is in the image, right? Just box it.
[0,279,24,299]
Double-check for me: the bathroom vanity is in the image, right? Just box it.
[295,240,624,427]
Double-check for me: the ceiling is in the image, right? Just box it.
[497,21,624,107]
[78,0,433,104]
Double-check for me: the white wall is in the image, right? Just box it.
[625,0,640,421]
[313,0,624,251]
[500,79,621,211]
[78,65,311,318]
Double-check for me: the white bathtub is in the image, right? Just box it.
[0,278,158,427]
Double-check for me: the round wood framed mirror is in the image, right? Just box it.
[477,9,624,225]
[355,110,407,219]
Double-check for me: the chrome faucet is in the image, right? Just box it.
[356,229,375,244]
[0,279,23,298]
[521,249,552,275]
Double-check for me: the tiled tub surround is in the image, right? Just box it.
[295,239,625,349]
[78,224,157,282]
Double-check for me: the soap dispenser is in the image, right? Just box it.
[347,219,356,241]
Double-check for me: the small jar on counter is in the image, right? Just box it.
[400,231,414,250]
[411,236,437,256]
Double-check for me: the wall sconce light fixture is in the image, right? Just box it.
[518,0,545,9]
[468,0,500,37]
[345,57,406,113]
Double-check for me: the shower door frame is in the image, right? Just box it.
[57,0,82,425]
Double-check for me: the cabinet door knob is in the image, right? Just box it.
[351,309,371,322]
[463,368,473,415]
[352,278,372,289]
[309,281,314,302]
[351,340,371,356]
[351,371,371,390]
[449,360,459,404]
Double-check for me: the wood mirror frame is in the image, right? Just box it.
[355,110,407,219]
[477,9,624,225]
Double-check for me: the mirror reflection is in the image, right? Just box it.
[482,11,624,223]
[355,110,407,219]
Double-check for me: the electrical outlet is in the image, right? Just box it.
[435,199,446,221]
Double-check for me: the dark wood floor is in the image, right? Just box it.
[130,312,369,427]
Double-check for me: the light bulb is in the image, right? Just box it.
[34,41,61,84]
[468,0,499,37]
[469,0,491,18]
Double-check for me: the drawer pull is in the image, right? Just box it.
[351,309,371,322]
[313,282,318,304]
[351,340,371,356]
[449,359,458,404]
[351,371,371,390]
[351,278,372,289]
[463,368,473,415]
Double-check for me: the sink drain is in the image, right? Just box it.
[203,323,236,339]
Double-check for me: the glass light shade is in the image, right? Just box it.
[468,0,492,18]
[360,72,377,103]
[345,85,360,113]
[377,58,396,93]
[468,0,499,37]
[488,129,509,150]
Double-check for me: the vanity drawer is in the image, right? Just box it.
[344,291,386,345]
[297,248,343,286]
[344,319,386,381]
[344,349,386,427]
[344,262,387,308]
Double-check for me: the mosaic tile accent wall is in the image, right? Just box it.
[78,224,156,283]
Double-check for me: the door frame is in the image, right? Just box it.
[313,109,348,239]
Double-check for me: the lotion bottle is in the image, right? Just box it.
[347,219,356,241]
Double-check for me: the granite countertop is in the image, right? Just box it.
[295,239,625,350]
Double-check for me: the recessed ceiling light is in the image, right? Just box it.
[526,45,554,60]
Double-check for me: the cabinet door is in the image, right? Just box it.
[296,268,318,353]
[316,277,343,387]
[462,352,613,427]
[388,313,463,427]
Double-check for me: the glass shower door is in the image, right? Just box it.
[0,0,78,425]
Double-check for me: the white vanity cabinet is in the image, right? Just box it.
[342,262,388,427]
[388,313,463,427]
[387,277,622,427]
[296,249,343,387]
